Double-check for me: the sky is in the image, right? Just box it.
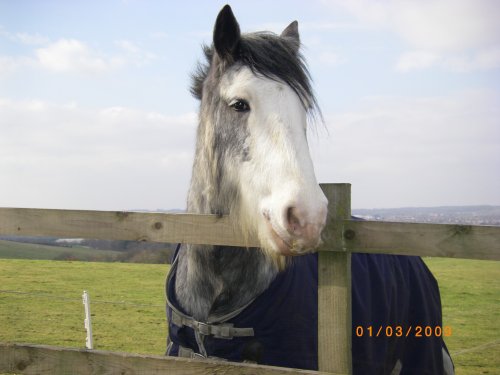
[0,0,499,210]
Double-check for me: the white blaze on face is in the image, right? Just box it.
[220,67,328,259]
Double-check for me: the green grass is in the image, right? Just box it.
[0,240,121,261]
[0,257,498,374]
[0,259,169,355]
[423,257,500,375]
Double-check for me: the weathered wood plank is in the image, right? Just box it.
[318,184,352,374]
[341,220,500,261]
[0,208,260,248]
[1,205,499,260]
[0,343,337,375]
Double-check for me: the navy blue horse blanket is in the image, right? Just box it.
[166,251,452,374]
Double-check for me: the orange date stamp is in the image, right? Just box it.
[355,325,452,338]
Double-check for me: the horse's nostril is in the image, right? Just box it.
[262,210,271,221]
[286,207,302,234]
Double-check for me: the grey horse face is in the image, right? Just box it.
[194,5,327,262]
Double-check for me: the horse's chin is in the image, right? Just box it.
[267,225,295,256]
[261,221,316,258]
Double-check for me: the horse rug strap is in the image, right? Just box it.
[170,308,255,340]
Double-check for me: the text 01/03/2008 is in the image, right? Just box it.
[355,325,452,338]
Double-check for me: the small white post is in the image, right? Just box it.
[82,290,94,350]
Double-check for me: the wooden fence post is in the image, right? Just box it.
[318,183,352,374]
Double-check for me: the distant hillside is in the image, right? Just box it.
[0,237,177,264]
[0,239,122,262]
[352,205,500,226]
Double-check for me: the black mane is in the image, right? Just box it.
[190,32,320,117]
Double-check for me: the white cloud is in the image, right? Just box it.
[115,40,141,54]
[115,40,157,66]
[390,0,499,52]
[1,26,130,75]
[0,55,35,77]
[327,0,500,49]
[396,51,440,72]
[301,21,369,32]
[324,0,500,72]
[0,56,19,76]
[14,32,50,45]
[0,33,156,77]
[323,0,391,25]
[310,89,500,207]
[0,98,197,210]
[444,47,500,72]
[317,51,348,67]
[35,39,123,74]
[397,47,500,72]
[0,28,50,45]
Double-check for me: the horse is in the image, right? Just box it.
[166,5,454,374]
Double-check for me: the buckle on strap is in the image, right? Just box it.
[178,346,206,359]
[177,345,228,361]
[170,309,254,339]
[196,321,211,336]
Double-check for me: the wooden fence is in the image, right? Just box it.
[0,183,499,375]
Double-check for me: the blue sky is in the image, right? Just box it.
[1,0,499,210]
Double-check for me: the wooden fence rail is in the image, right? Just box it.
[0,343,335,375]
[0,183,499,375]
[1,210,499,260]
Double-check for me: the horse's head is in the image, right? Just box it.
[190,5,327,263]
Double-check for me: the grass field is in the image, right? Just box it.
[424,257,500,375]
[0,259,168,355]
[0,257,498,374]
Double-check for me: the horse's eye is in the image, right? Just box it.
[230,99,250,112]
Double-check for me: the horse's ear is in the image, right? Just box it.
[281,21,300,53]
[213,5,241,62]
